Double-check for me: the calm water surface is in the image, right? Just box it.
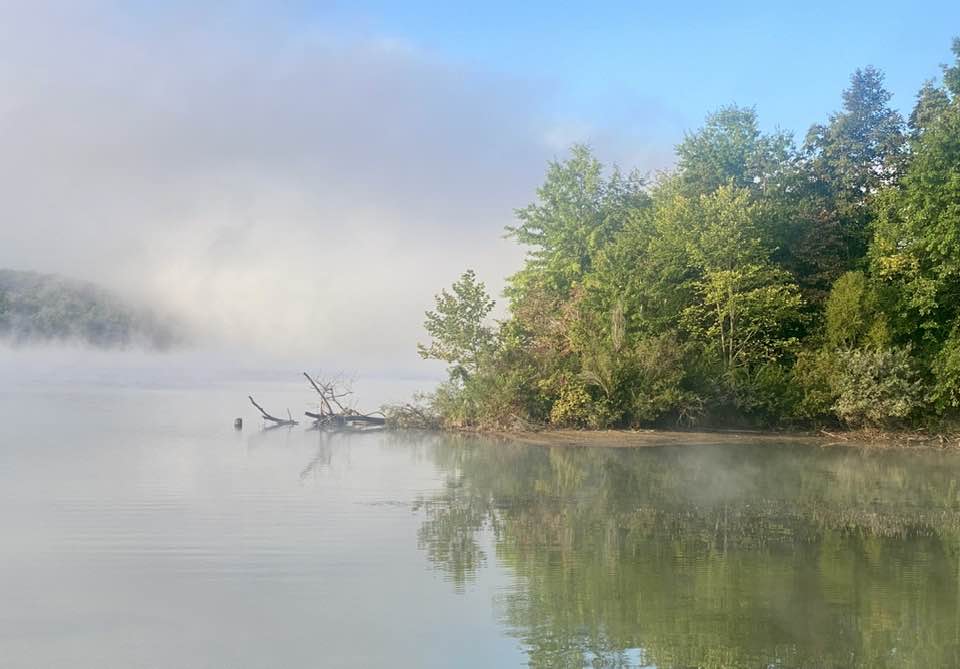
[3,367,960,668]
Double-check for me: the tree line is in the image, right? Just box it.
[0,269,181,349]
[416,38,960,431]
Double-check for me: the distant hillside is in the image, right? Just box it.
[0,269,183,349]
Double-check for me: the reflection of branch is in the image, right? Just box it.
[248,395,298,426]
[300,440,333,480]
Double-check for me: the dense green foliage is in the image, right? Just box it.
[0,269,180,349]
[417,40,960,430]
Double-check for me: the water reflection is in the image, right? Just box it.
[6,378,960,668]
[408,436,960,668]
[299,435,334,481]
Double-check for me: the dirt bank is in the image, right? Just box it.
[479,428,960,450]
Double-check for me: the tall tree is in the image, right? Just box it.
[676,106,795,198]
[418,270,496,380]
[804,67,907,200]
[506,145,648,301]
[908,80,951,138]
[801,67,906,271]
[680,186,804,376]
[585,177,697,340]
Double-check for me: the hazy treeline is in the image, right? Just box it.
[416,38,960,430]
[0,269,181,349]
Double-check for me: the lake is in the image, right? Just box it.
[2,363,960,668]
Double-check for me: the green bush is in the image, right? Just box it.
[831,347,922,427]
[548,376,594,427]
[731,362,798,425]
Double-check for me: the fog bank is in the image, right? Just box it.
[0,2,675,372]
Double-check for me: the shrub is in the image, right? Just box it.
[831,347,922,427]
[548,376,594,427]
[431,366,547,430]
[383,394,441,430]
[731,362,797,425]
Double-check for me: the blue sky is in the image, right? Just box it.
[306,0,959,139]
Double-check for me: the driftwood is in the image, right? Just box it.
[303,372,385,429]
[248,395,298,427]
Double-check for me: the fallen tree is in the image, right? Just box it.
[303,372,386,428]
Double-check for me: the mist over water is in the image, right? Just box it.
[0,346,440,411]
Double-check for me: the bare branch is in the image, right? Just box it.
[248,395,298,426]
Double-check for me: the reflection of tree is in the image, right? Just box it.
[414,438,960,668]
[296,429,357,481]
[413,478,490,591]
